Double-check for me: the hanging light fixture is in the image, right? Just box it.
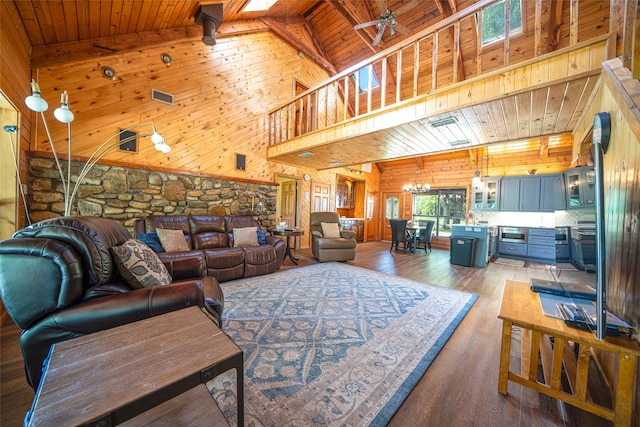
[472,148,483,188]
[403,160,430,194]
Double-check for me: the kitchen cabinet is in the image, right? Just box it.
[336,182,355,208]
[499,177,540,211]
[539,174,566,212]
[498,241,527,257]
[526,228,556,262]
[565,167,595,209]
[499,174,567,212]
[340,219,364,241]
[472,177,500,211]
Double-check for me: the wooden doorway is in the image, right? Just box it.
[276,174,301,248]
[365,189,379,241]
[311,181,332,212]
[381,192,401,241]
[0,91,20,239]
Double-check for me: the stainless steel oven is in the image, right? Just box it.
[499,226,528,243]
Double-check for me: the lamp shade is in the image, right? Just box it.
[53,91,74,123]
[25,80,49,112]
[54,106,74,123]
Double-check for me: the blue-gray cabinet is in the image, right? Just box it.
[472,177,500,211]
[527,228,556,262]
[498,241,527,257]
[499,174,566,212]
[538,174,567,212]
[565,167,595,209]
[499,177,540,211]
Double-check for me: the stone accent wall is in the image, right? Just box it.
[27,156,278,230]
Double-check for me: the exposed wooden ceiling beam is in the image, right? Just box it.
[261,17,338,76]
[29,20,271,69]
[539,137,549,159]
[326,0,381,53]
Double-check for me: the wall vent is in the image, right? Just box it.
[449,140,471,147]
[151,89,174,105]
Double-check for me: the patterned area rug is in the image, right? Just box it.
[208,263,477,426]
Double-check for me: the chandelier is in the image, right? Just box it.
[403,162,430,194]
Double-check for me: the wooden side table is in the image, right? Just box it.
[498,280,640,426]
[271,229,304,264]
[26,306,244,427]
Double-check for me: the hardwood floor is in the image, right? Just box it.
[1,241,610,426]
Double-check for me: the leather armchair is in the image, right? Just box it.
[0,216,224,389]
[309,212,357,262]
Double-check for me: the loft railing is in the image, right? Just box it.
[268,0,605,146]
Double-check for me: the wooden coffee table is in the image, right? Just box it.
[26,306,244,427]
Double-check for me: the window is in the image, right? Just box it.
[351,66,379,93]
[413,189,467,237]
[481,0,522,46]
[385,196,399,219]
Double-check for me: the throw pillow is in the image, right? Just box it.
[257,229,267,245]
[156,228,189,252]
[321,222,341,238]
[110,239,173,289]
[233,227,259,247]
[136,232,164,253]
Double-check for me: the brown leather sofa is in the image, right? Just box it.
[310,212,357,262]
[0,216,224,389]
[134,215,286,282]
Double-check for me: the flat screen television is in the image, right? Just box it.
[592,112,610,340]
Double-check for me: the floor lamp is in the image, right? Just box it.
[17,79,172,217]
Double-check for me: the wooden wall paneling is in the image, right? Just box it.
[1,0,32,230]
[28,31,335,185]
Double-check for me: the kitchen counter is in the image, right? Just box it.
[450,225,490,267]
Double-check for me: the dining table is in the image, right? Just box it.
[405,225,421,253]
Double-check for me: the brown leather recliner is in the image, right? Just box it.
[134,215,286,282]
[310,212,357,262]
[0,216,224,389]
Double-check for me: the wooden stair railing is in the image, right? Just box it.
[268,0,603,146]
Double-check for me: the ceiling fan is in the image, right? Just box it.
[353,0,417,46]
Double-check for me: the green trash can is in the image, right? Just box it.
[450,237,477,267]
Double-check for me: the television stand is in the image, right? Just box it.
[498,280,639,426]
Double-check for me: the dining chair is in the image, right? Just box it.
[389,219,413,253]
[415,220,435,253]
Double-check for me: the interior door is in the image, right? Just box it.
[381,192,400,241]
[280,180,297,229]
[0,95,20,238]
[365,189,378,241]
[311,181,331,212]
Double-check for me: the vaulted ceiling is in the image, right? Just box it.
[15,0,464,74]
[14,0,598,171]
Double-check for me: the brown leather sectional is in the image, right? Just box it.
[134,215,286,282]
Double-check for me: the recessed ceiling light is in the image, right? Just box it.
[298,152,314,158]
[160,53,173,66]
[100,66,117,80]
[243,0,277,12]
[329,162,342,167]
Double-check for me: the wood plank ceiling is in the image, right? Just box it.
[13,0,583,170]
